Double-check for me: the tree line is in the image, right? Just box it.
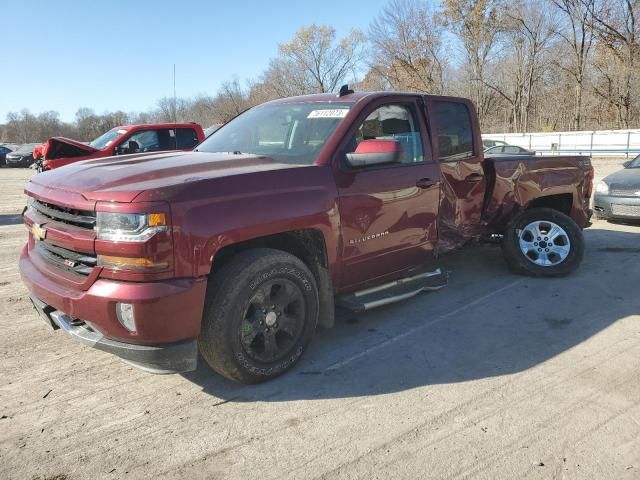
[2,0,638,143]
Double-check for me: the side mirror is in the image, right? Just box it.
[345,139,402,168]
[115,145,127,155]
[115,140,139,155]
[623,160,632,168]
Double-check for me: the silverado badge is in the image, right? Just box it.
[31,224,47,241]
[349,230,389,245]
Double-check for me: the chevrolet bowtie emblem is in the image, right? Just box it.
[31,223,47,241]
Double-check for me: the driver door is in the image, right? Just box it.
[333,97,440,290]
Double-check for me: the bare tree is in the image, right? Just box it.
[587,0,639,128]
[4,110,39,143]
[368,0,447,93]
[478,0,558,131]
[213,79,253,122]
[260,57,312,97]
[551,0,596,130]
[441,0,504,122]
[268,24,365,95]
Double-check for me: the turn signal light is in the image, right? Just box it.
[97,255,168,270]
[148,213,166,227]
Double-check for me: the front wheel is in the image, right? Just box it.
[502,208,585,277]
[199,248,319,384]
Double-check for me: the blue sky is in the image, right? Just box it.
[0,0,392,122]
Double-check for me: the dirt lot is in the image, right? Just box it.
[1,161,639,480]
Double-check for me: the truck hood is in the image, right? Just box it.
[603,167,640,189]
[44,137,98,160]
[29,151,303,203]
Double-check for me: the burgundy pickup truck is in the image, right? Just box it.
[20,90,593,383]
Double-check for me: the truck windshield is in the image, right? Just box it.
[629,154,640,168]
[196,102,352,165]
[90,128,127,149]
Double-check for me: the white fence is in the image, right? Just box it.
[482,129,640,157]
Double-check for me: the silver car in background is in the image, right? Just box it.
[594,155,640,221]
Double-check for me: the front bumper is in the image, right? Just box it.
[5,156,29,167]
[30,296,197,373]
[593,194,640,220]
[20,245,207,373]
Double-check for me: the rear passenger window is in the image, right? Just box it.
[176,128,199,149]
[433,101,474,160]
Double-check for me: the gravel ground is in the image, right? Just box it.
[1,160,639,480]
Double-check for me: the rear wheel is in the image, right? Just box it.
[502,208,584,277]
[199,248,319,384]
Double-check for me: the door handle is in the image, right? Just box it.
[416,178,436,189]
[464,173,484,182]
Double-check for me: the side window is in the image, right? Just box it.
[349,104,425,164]
[504,146,519,153]
[176,128,199,149]
[433,101,474,160]
[120,130,160,153]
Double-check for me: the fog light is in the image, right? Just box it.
[116,303,136,332]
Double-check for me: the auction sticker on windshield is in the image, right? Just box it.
[307,109,349,119]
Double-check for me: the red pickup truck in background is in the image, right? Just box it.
[20,89,593,383]
[37,122,205,171]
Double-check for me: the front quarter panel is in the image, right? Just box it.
[169,165,341,280]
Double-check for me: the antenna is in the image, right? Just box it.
[173,64,177,122]
[173,64,177,149]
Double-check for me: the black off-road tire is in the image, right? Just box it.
[198,248,319,384]
[502,208,585,277]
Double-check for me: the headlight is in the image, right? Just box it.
[595,181,609,195]
[96,212,167,242]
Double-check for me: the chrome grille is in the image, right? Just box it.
[35,241,96,276]
[31,199,95,229]
[611,204,640,217]
[609,187,640,197]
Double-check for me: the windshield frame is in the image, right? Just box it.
[89,128,127,150]
[195,101,354,166]
[628,154,640,168]
[15,144,38,154]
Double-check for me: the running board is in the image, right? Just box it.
[336,269,448,313]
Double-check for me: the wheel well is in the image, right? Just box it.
[526,194,572,216]
[211,229,328,275]
[210,229,335,328]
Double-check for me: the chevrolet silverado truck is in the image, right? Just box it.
[36,122,205,171]
[20,90,593,383]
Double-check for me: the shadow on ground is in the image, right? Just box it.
[0,214,23,226]
[182,226,640,402]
